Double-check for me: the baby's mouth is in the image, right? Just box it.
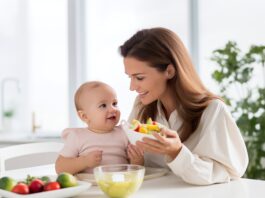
[107,115,116,120]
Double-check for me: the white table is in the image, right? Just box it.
[3,165,265,198]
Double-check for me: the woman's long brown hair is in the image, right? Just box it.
[120,28,220,142]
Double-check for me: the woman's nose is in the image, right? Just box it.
[130,80,136,91]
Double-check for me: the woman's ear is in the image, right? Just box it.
[77,110,89,123]
[166,64,176,79]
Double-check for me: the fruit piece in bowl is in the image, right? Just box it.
[122,118,164,144]
[94,164,145,198]
[130,118,161,134]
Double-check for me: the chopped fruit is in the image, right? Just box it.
[139,126,148,133]
[134,127,140,132]
[130,119,141,132]
[146,124,160,132]
[146,117,153,124]
[129,118,161,135]
[132,119,141,125]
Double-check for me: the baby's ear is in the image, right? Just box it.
[77,110,89,123]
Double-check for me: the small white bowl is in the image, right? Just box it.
[121,120,157,144]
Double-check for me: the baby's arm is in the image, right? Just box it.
[55,150,102,174]
[127,144,144,166]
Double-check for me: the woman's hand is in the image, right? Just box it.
[127,143,144,165]
[136,128,182,159]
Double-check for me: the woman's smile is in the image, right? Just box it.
[138,91,148,97]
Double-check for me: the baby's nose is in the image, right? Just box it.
[110,106,118,112]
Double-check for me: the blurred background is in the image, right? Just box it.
[0,0,264,163]
[1,0,265,179]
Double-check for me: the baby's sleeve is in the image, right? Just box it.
[59,128,79,157]
[117,125,130,147]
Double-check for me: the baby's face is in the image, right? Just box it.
[79,84,120,132]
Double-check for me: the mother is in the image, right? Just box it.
[120,27,248,185]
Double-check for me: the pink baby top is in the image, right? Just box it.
[59,125,129,173]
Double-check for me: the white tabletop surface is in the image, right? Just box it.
[2,164,265,198]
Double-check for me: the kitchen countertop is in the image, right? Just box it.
[0,132,61,144]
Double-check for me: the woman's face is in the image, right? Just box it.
[124,57,169,105]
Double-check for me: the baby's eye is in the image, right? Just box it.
[113,101,118,107]
[99,104,107,108]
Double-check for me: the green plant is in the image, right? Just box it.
[3,109,14,118]
[211,41,265,179]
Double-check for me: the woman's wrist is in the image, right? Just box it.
[168,144,183,159]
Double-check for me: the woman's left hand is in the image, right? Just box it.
[136,128,182,159]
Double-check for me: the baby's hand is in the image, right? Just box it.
[127,144,144,165]
[85,150,102,168]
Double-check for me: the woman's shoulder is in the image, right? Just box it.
[201,99,229,121]
[205,99,227,113]
[196,99,236,137]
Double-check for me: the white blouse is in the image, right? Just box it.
[128,99,249,185]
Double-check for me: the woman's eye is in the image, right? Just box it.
[136,76,144,81]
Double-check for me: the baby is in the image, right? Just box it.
[55,81,143,174]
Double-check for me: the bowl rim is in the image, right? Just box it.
[93,164,145,173]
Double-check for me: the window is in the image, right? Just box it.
[84,0,189,121]
[199,0,265,93]
[27,0,68,133]
[0,0,68,133]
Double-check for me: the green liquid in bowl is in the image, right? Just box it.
[94,165,145,198]
[98,178,143,198]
